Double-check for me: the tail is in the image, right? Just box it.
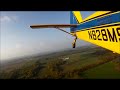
[70,11,83,32]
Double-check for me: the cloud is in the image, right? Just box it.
[0,15,18,23]
[0,16,11,22]
[11,16,18,22]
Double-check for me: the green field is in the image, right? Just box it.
[83,61,120,79]
[0,45,120,79]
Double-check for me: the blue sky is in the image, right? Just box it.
[0,11,95,61]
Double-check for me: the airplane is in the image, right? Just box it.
[30,11,120,54]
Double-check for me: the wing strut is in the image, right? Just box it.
[55,27,78,48]
[30,24,78,48]
[55,27,75,36]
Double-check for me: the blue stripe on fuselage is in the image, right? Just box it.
[74,12,120,31]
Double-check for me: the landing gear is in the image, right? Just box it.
[72,36,77,48]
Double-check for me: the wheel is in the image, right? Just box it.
[72,43,76,48]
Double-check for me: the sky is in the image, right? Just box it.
[0,11,95,61]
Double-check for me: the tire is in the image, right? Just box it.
[72,43,76,48]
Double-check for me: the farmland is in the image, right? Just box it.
[0,45,120,79]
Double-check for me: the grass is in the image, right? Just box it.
[83,61,120,79]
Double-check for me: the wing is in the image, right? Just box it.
[30,24,78,36]
[30,24,77,28]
